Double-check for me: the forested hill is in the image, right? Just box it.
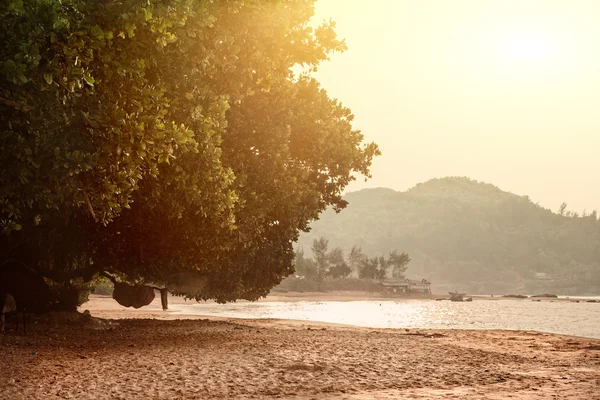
[297,177,600,295]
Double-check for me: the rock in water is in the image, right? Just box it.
[112,282,155,308]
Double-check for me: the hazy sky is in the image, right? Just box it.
[311,0,600,212]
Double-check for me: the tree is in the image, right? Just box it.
[294,248,318,280]
[389,251,411,279]
[358,257,379,280]
[347,245,367,277]
[326,247,352,279]
[375,256,388,282]
[303,258,319,281]
[294,249,308,277]
[354,251,409,282]
[311,237,329,290]
[0,0,379,307]
[558,203,567,216]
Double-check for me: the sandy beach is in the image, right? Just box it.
[0,295,599,399]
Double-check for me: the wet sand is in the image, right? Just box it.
[0,295,598,399]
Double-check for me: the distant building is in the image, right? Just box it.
[535,272,555,282]
[380,279,432,295]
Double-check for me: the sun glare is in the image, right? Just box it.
[501,32,555,63]
[483,26,563,73]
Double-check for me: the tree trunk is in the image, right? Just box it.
[54,284,88,311]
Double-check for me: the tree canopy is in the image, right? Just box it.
[293,239,410,288]
[0,0,379,307]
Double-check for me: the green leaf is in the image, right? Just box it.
[125,22,136,38]
[83,75,95,86]
[43,72,53,85]
[90,25,105,40]
[8,0,24,12]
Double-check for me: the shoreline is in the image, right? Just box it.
[1,306,599,399]
[87,290,600,307]
[265,291,599,302]
[79,294,600,340]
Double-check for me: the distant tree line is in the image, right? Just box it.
[289,237,411,291]
[297,177,600,295]
[557,202,599,220]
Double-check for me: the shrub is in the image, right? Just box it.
[92,278,114,296]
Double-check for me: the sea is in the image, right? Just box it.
[170,297,600,339]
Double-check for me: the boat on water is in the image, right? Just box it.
[449,291,467,302]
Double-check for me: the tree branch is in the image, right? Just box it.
[82,188,97,222]
[0,95,33,112]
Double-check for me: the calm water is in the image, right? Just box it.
[171,298,600,339]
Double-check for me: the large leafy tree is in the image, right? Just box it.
[0,0,379,307]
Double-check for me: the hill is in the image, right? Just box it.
[297,177,600,295]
